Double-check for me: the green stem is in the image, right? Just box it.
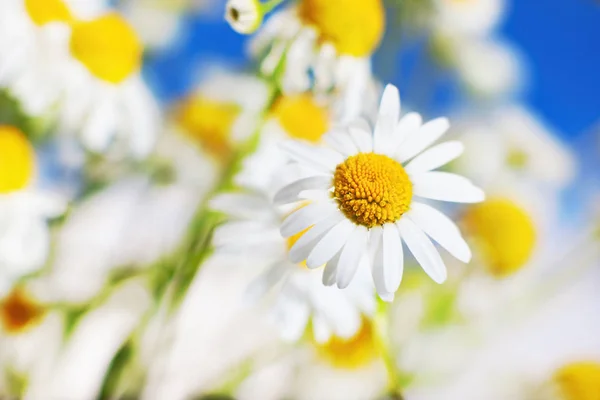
[373,300,401,396]
[260,0,286,14]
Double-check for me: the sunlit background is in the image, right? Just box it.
[0,0,599,399]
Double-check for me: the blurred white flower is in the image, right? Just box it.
[453,105,576,192]
[0,126,65,297]
[249,0,383,97]
[431,0,505,38]
[174,70,271,161]
[275,84,483,300]
[119,0,183,49]
[225,0,264,34]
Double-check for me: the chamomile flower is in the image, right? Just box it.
[211,142,376,343]
[174,70,270,161]
[0,126,65,296]
[0,0,102,115]
[453,105,576,191]
[275,84,484,300]
[249,0,384,95]
[59,11,160,157]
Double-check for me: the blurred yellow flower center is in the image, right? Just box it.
[463,198,536,277]
[297,0,385,57]
[0,126,35,193]
[175,96,241,158]
[334,153,413,228]
[25,0,72,26]
[0,288,45,335]
[315,318,378,369]
[70,13,142,84]
[271,95,329,143]
[554,362,600,400]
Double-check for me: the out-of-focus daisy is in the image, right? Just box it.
[60,11,160,157]
[0,0,102,115]
[0,126,65,296]
[453,105,576,191]
[211,146,376,342]
[119,0,186,49]
[174,71,271,162]
[275,84,484,300]
[430,0,505,38]
[248,0,384,95]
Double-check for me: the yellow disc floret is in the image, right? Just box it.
[463,198,536,277]
[297,0,385,57]
[0,288,45,334]
[271,95,329,143]
[175,96,241,159]
[315,318,378,369]
[333,153,413,228]
[25,0,72,26]
[0,126,35,193]
[70,13,142,84]
[554,362,600,400]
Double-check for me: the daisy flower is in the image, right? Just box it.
[59,10,160,157]
[0,126,65,296]
[275,84,484,300]
[211,143,376,343]
[174,70,270,162]
[453,105,576,192]
[0,0,103,115]
[249,0,384,95]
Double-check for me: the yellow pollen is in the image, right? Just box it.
[297,0,385,57]
[0,126,35,193]
[0,288,45,335]
[25,0,72,26]
[333,153,413,228]
[175,96,241,159]
[463,198,536,277]
[70,13,142,84]
[554,362,600,400]
[271,95,329,143]
[315,318,378,369]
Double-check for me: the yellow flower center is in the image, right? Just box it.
[70,13,143,83]
[315,318,378,369]
[0,126,35,193]
[554,362,600,400]
[0,288,45,334]
[463,198,536,277]
[297,0,385,57]
[271,95,329,143]
[175,96,241,159]
[25,0,72,26]
[333,153,413,228]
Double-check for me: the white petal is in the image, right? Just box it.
[382,223,404,293]
[405,141,465,175]
[306,219,355,268]
[312,314,332,343]
[374,85,400,154]
[280,141,343,173]
[393,112,422,147]
[210,193,272,220]
[397,117,450,162]
[368,226,387,297]
[397,218,447,283]
[336,226,368,289]
[412,172,486,203]
[245,261,289,301]
[288,213,343,263]
[280,201,337,237]
[406,202,472,262]
[322,250,341,286]
[323,129,359,157]
[348,125,373,153]
[274,176,332,205]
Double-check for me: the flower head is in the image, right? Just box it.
[275,84,484,300]
[553,362,600,400]
[225,0,264,34]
